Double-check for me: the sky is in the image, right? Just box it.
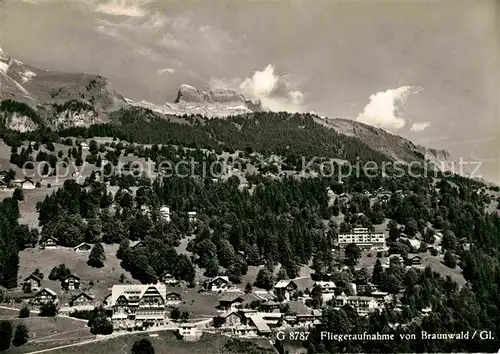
[1,0,499,183]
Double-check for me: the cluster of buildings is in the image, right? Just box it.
[214,309,322,337]
[22,270,97,310]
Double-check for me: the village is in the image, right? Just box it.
[10,214,435,343]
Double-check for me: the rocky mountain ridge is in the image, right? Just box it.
[130,84,266,118]
[0,48,454,169]
[316,117,452,166]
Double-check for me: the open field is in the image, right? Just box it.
[44,331,274,354]
[4,315,93,353]
[0,306,21,318]
[17,244,139,301]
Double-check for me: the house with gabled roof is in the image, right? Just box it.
[40,236,58,249]
[217,294,244,311]
[204,276,230,292]
[74,242,92,252]
[406,253,423,265]
[274,279,298,301]
[109,284,168,330]
[61,274,81,291]
[69,292,94,307]
[23,273,42,292]
[160,272,179,286]
[32,288,58,305]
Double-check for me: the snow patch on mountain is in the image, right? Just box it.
[21,70,36,83]
[0,61,9,75]
[128,84,266,118]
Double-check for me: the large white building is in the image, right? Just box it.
[108,284,171,330]
[159,206,171,222]
[333,295,381,315]
[338,227,385,250]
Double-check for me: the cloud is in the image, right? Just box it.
[159,33,185,49]
[209,64,306,112]
[410,121,431,132]
[95,0,150,17]
[356,86,422,130]
[158,68,175,74]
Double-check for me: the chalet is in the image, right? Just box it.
[217,294,244,311]
[274,279,298,301]
[204,276,230,292]
[32,288,58,305]
[406,254,423,265]
[314,281,337,302]
[23,274,42,292]
[260,300,280,313]
[334,295,380,315]
[61,274,81,291]
[314,281,336,293]
[217,311,244,329]
[159,206,171,222]
[109,284,168,330]
[74,242,92,252]
[160,272,179,286]
[40,236,58,249]
[69,292,94,307]
[165,292,181,307]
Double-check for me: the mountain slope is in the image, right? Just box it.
[0,48,453,169]
[316,117,451,165]
[0,47,127,131]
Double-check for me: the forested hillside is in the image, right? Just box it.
[57,108,393,165]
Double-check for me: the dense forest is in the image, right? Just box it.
[2,107,394,166]
[0,197,25,289]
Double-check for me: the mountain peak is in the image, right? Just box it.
[174,84,246,105]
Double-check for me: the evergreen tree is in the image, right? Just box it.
[0,320,12,351]
[176,254,195,284]
[444,251,457,269]
[88,242,106,268]
[19,306,30,318]
[12,188,24,201]
[255,267,274,290]
[372,259,384,286]
[132,338,155,354]
[12,324,29,347]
